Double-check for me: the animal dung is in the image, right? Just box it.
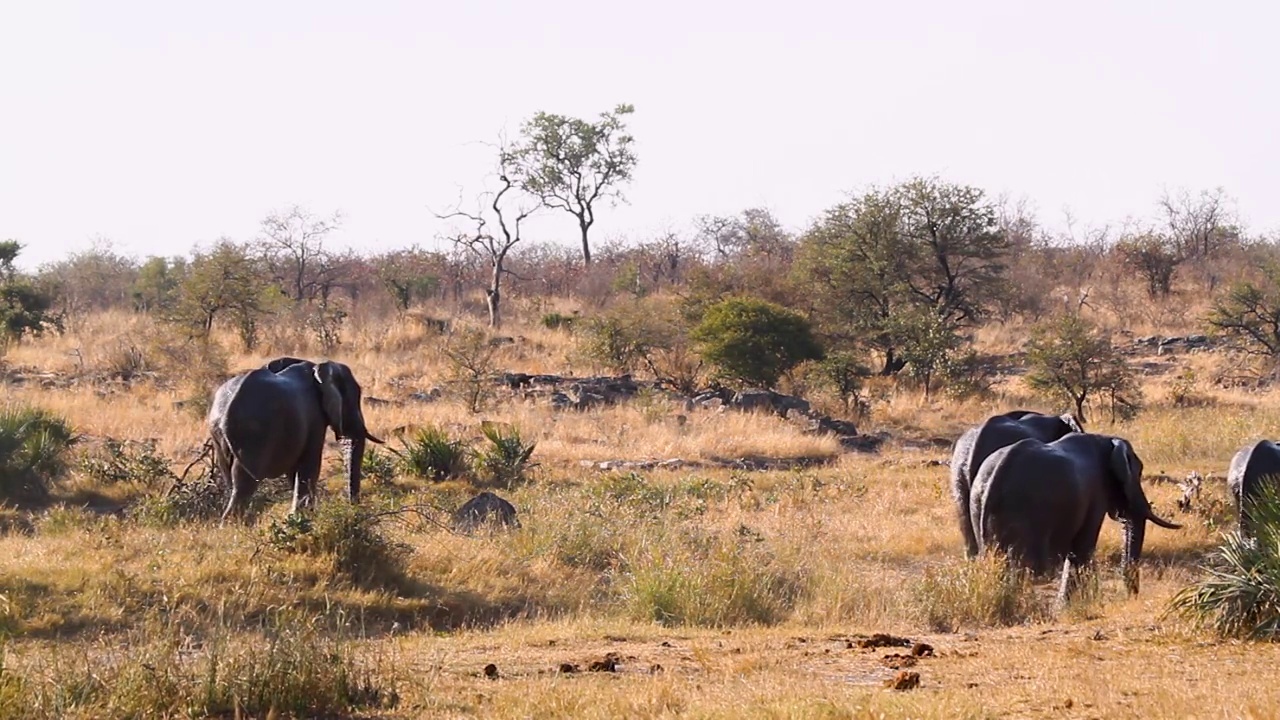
[884,670,921,691]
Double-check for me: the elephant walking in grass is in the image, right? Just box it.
[970,433,1181,602]
[950,410,1083,557]
[208,358,383,521]
[1228,440,1280,539]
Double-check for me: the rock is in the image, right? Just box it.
[842,432,889,452]
[483,663,499,679]
[549,392,573,411]
[857,633,913,649]
[558,663,579,674]
[881,654,918,669]
[698,397,725,410]
[911,642,934,657]
[407,388,443,403]
[575,392,607,410]
[501,372,533,389]
[657,458,685,469]
[771,393,811,416]
[587,653,620,672]
[453,492,520,533]
[488,336,516,346]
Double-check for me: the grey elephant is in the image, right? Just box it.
[950,410,1084,557]
[969,433,1181,601]
[1228,439,1280,539]
[208,357,384,521]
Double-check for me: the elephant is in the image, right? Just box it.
[969,432,1181,601]
[1227,440,1280,539]
[950,410,1084,558]
[208,358,384,521]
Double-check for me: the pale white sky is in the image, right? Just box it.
[1,0,1275,269]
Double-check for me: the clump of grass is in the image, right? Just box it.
[915,553,1050,631]
[621,528,806,627]
[266,503,410,589]
[397,426,470,482]
[0,405,77,503]
[1169,483,1280,639]
[0,611,398,719]
[361,446,398,485]
[541,311,576,330]
[475,421,536,489]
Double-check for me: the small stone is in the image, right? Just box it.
[483,663,499,679]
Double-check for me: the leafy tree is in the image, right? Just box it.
[1024,314,1138,423]
[0,241,61,346]
[891,309,963,400]
[1115,232,1182,298]
[691,296,823,389]
[795,176,1009,375]
[131,256,187,312]
[1207,263,1280,358]
[374,248,442,312]
[503,104,638,265]
[167,240,280,349]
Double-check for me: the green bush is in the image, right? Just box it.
[690,296,823,388]
[396,426,469,482]
[266,502,410,589]
[541,311,576,330]
[1169,482,1280,639]
[0,405,76,502]
[77,438,174,487]
[474,422,536,490]
[361,446,398,485]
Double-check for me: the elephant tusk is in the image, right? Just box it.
[1148,510,1182,530]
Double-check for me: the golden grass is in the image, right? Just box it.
[0,309,1276,717]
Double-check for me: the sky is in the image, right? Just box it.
[1,0,1276,269]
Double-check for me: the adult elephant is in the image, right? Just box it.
[208,358,384,521]
[1227,440,1280,539]
[950,411,1084,558]
[969,433,1181,601]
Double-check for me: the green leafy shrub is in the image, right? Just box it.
[361,446,398,485]
[128,473,225,527]
[541,311,576,330]
[1169,482,1280,639]
[0,405,76,502]
[914,554,1049,632]
[474,422,536,489]
[266,503,410,589]
[77,438,174,487]
[691,296,823,388]
[396,426,469,482]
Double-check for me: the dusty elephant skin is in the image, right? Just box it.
[1228,439,1280,539]
[969,432,1181,602]
[949,410,1084,558]
[207,357,384,521]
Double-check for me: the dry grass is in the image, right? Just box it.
[0,309,1276,717]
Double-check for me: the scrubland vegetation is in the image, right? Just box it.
[6,108,1280,717]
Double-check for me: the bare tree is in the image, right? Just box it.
[1161,188,1237,260]
[259,205,343,304]
[437,173,537,329]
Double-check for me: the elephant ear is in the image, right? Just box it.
[1109,438,1145,519]
[314,362,346,439]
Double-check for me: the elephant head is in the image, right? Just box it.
[313,361,385,503]
[1107,437,1181,594]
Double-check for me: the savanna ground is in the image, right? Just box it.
[0,307,1276,719]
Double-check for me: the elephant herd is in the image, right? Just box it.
[952,409,1280,601]
[202,356,1280,602]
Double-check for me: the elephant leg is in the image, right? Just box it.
[290,445,324,515]
[959,502,979,559]
[221,461,259,524]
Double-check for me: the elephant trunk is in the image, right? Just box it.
[1122,517,1146,595]
[344,436,366,503]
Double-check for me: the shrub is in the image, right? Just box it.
[77,438,174,488]
[1024,313,1139,423]
[1169,482,1280,639]
[441,327,502,413]
[914,554,1049,632]
[266,502,410,589]
[0,405,76,502]
[691,296,823,389]
[474,422,536,489]
[128,472,225,527]
[396,426,469,482]
[541,311,576,330]
[361,446,398,485]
